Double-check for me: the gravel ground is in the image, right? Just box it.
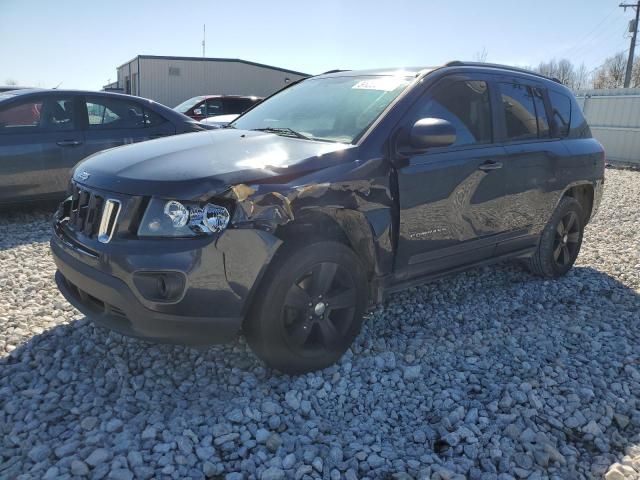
[1,168,639,480]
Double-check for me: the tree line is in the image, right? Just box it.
[529,52,640,90]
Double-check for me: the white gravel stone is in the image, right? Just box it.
[1,168,640,478]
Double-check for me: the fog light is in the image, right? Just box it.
[133,271,186,303]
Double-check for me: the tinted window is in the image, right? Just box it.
[500,83,538,141]
[532,88,550,138]
[86,97,147,129]
[144,108,167,127]
[0,97,74,133]
[548,90,571,138]
[224,98,255,114]
[205,99,223,116]
[413,80,492,147]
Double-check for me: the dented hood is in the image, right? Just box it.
[73,129,357,198]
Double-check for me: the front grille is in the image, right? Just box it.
[67,183,121,243]
[68,183,105,237]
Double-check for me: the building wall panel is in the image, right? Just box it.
[575,90,640,165]
[133,58,306,107]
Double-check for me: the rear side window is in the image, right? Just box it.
[224,98,256,114]
[500,83,538,141]
[0,97,75,133]
[548,90,571,138]
[144,108,167,127]
[413,80,492,147]
[532,88,550,138]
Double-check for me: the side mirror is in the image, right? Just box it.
[193,108,202,116]
[409,117,456,151]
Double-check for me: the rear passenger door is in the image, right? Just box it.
[0,94,84,203]
[81,96,175,159]
[494,80,564,253]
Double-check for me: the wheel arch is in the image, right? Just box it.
[273,208,379,283]
[558,182,595,224]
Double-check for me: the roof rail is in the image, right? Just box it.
[444,61,563,84]
[320,69,351,75]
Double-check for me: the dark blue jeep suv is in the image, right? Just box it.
[50,62,604,374]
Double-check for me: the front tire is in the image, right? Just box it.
[245,241,368,374]
[527,197,584,278]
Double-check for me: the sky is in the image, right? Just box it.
[0,0,635,90]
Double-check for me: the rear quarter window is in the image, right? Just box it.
[548,90,571,138]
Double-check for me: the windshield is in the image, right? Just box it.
[232,75,413,143]
[173,96,206,112]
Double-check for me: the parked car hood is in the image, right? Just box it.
[73,129,356,199]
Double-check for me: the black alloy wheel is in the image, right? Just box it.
[244,241,368,374]
[527,196,584,278]
[552,211,581,268]
[281,262,357,357]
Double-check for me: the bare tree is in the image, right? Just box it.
[473,47,488,63]
[573,63,590,91]
[593,52,627,88]
[4,78,18,86]
[534,59,588,90]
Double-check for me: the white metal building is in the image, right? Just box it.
[575,88,640,166]
[106,55,309,108]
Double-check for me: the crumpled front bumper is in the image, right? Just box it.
[51,220,281,345]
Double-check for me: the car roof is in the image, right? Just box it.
[0,88,165,101]
[312,62,563,88]
[0,88,195,123]
[314,67,434,79]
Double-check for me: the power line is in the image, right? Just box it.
[564,10,627,60]
[560,5,621,58]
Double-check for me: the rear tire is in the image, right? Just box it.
[244,241,368,374]
[527,197,584,278]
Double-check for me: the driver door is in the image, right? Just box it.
[393,74,509,278]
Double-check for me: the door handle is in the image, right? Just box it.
[478,160,503,171]
[150,133,168,138]
[57,140,83,147]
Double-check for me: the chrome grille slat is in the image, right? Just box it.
[67,182,114,241]
[97,199,121,244]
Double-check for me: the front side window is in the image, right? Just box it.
[411,80,492,147]
[500,83,538,141]
[0,96,74,133]
[86,97,146,129]
[232,75,413,143]
[548,90,571,138]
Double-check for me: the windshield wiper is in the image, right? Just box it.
[252,127,311,140]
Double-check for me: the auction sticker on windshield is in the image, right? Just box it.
[352,78,409,91]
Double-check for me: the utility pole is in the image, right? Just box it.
[202,24,206,57]
[620,1,640,87]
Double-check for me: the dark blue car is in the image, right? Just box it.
[0,89,205,205]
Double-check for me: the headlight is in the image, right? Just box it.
[138,198,231,237]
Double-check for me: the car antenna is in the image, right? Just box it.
[53,81,63,89]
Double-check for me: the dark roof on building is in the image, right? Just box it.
[117,55,310,77]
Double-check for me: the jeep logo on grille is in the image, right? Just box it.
[77,171,90,181]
